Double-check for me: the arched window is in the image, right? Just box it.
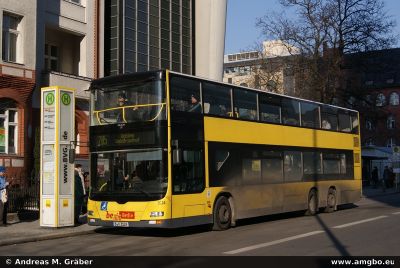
[376,93,386,107]
[0,99,18,154]
[362,95,372,107]
[387,115,396,129]
[386,138,396,147]
[347,96,356,107]
[365,119,373,131]
[389,92,399,106]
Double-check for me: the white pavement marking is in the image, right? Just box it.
[223,231,324,255]
[333,216,388,229]
[392,212,400,215]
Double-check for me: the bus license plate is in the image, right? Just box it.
[113,222,129,227]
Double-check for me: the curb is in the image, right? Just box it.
[0,229,97,247]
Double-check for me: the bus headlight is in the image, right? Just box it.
[150,211,164,217]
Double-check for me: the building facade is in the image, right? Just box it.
[98,0,227,80]
[0,0,96,180]
[223,41,297,95]
[342,49,400,181]
[344,49,400,148]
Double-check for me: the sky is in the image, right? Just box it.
[225,0,400,54]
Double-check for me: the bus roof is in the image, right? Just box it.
[90,70,164,89]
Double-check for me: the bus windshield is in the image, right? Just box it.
[91,80,166,126]
[91,149,168,200]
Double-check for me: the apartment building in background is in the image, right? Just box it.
[223,40,297,95]
[0,0,96,179]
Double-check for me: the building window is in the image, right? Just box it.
[387,115,396,129]
[376,93,386,107]
[44,44,59,72]
[347,96,356,108]
[0,100,18,154]
[362,95,372,107]
[2,13,22,63]
[389,92,399,106]
[365,119,374,131]
[67,0,81,4]
[365,138,374,146]
[386,138,396,148]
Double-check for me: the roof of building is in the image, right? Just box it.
[345,48,400,90]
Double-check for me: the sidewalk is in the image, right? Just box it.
[362,185,400,198]
[0,215,103,247]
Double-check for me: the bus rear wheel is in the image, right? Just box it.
[324,188,337,213]
[305,189,318,216]
[212,196,232,231]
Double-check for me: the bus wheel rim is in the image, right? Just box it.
[327,193,335,207]
[309,195,316,212]
[219,205,229,223]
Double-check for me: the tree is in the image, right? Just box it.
[256,0,397,104]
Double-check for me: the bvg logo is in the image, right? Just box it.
[106,212,121,221]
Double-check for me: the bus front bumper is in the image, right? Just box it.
[88,215,212,228]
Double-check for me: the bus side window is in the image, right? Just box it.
[261,150,283,184]
[282,99,300,126]
[203,82,232,117]
[172,149,204,194]
[321,107,338,131]
[259,94,281,124]
[234,88,257,120]
[338,111,351,132]
[284,151,302,182]
[350,112,359,134]
[301,102,320,128]
[170,76,201,113]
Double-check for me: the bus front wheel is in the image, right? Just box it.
[212,196,232,231]
[305,189,318,216]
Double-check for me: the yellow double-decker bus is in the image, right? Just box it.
[87,70,361,230]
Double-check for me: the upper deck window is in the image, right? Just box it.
[170,76,202,113]
[350,112,359,134]
[91,80,165,126]
[203,82,232,117]
[259,94,281,124]
[321,106,338,131]
[233,88,257,120]
[338,112,351,132]
[282,99,300,126]
[301,102,320,128]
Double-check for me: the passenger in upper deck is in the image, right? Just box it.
[187,94,202,113]
[116,93,139,123]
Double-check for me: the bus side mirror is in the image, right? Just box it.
[69,148,76,164]
[173,149,182,165]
